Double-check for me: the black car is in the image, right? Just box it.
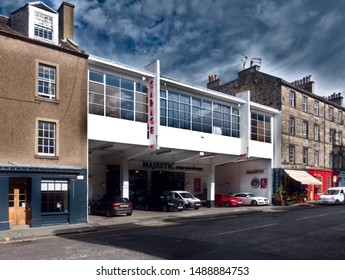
[90,196,133,217]
[130,190,149,209]
[145,194,184,212]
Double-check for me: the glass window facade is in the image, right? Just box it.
[88,71,148,122]
[160,89,240,137]
[251,112,271,143]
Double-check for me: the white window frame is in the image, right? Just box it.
[28,6,59,44]
[290,117,295,135]
[36,60,59,100]
[289,90,296,107]
[314,124,319,141]
[302,95,308,112]
[303,148,308,165]
[314,101,319,115]
[329,153,334,169]
[289,146,295,163]
[330,129,335,144]
[339,131,343,146]
[302,121,308,138]
[329,107,334,121]
[36,118,59,157]
[34,11,53,41]
[339,111,343,124]
[314,151,319,167]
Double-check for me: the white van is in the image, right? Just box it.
[319,187,345,205]
[164,190,202,210]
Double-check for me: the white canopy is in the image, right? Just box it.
[284,170,322,185]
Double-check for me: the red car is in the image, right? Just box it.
[215,192,243,207]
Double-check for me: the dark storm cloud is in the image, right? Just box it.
[1,0,345,95]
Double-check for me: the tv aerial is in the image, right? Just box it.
[241,53,248,69]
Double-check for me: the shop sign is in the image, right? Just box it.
[247,169,265,175]
[260,178,267,188]
[145,60,160,150]
[142,161,203,171]
[148,79,155,148]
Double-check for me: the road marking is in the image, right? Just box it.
[295,214,328,221]
[218,223,277,235]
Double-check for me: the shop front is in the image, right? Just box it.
[272,168,323,204]
[308,169,338,200]
[0,166,87,231]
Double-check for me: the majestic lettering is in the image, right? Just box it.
[142,161,175,170]
[247,169,265,175]
[142,162,203,171]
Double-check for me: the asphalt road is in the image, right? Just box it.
[1,204,345,260]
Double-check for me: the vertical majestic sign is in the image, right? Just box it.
[145,60,160,150]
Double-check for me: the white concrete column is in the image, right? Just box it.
[121,160,129,198]
[207,165,216,207]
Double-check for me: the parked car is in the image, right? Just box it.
[145,194,184,212]
[232,192,269,206]
[215,192,243,207]
[90,196,133,217]
[163,190,202,210]
[319,187,345,205]
[130,190,149,209]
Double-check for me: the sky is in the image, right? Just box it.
[1,0,345,97]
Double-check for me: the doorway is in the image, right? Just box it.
[151,171,185,194]
[9,178,31,227]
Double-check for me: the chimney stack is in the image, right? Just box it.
[291,75,315,94]
[327,92,343,107]
[58,2,75,41]
[207,74,221,89]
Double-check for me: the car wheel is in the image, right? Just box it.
[126,212,132,216]
[183,204,187,210]
[106,209,112,217]
[194,208,199,210]
[335,200,340,206]
[251,200,258,206]
[225,202,230,207]
[145,204,150,211]
[162,205,168,212]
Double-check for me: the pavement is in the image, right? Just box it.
[0,203,317,243]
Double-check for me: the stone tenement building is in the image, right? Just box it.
[0,1,88,231]
[207,64,345,201]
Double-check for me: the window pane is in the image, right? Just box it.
[89,71,104,83]
[106,75,119,87]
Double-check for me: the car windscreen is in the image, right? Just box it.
[180,192,194,199]
[113,197,129,203]
[324,190,338,195]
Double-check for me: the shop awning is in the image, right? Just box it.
[284,170,322,185]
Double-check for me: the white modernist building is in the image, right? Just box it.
[87,55,281,206]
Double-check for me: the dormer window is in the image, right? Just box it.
[34,11,53,41]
